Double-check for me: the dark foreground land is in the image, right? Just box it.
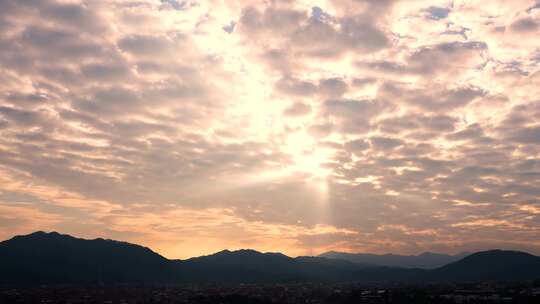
[2,282,540,304]
[3,232,540,303]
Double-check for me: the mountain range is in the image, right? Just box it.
[319,251,470,269]
[1,231,540,285]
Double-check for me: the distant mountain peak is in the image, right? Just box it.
[27,230,59,237]
[320,250,473,269]
[235,249,262,254]
[212,249,262,256]
[12,230,69,240]
[208,249,289,258]
[216,249,232,254]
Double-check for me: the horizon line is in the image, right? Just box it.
[3,230,536,260]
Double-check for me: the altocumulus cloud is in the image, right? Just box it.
[0,0,539,258]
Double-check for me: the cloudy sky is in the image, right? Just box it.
[0,0,539,259]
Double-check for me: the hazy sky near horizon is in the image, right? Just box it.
[0,0,540,259]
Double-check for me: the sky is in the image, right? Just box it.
[0,0,539,259]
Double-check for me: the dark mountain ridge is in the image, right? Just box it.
[176,248,368,283]
[1,232,539,285]
[427,249,540,282]
[0,231,174,284]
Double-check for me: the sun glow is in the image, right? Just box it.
[204,25,336,194]
[281,131,335,198]
[290,147,333,180]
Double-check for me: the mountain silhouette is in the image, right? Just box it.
[175,249,366,283]
[319,250,470,269]
[1,232,539,285]
[426,249,540,282]
[0,232,365,284]
[0,231,174,284]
